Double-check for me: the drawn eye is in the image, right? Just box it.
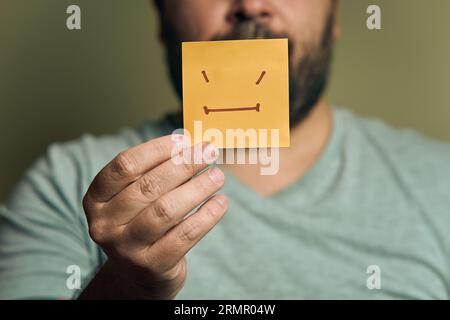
[256,71,266,85]
[201,70,209,83]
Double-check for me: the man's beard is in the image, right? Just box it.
[163,14,335,128]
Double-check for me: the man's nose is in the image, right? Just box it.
[229,0,272,22]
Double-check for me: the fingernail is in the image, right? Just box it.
[203,143,219,164]
[214,194,228,208]
[176,134,190,148]
[208,167,224,185]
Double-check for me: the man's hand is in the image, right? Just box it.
[79,135,227,299]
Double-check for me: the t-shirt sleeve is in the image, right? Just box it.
[0,140,107,299]
[0,123,167,299]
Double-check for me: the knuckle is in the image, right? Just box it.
[178,221,199,243]
[112,152,137,178]
[82,194,92,213]
[153,198,175,222]
[82,194,103,224]
[139,173,163,200]
[88,220,107,244]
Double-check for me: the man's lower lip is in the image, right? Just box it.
[203,103,261,115]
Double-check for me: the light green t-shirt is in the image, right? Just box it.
[1,107,450,299]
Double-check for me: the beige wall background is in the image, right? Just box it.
[1,0,450,201]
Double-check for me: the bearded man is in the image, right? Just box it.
[1,0,450,299]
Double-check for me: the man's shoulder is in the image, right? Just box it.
[335,108,450,254]
[45,124,158,177]
[46,117,176,176]
[337,107,450,200]
[7,118,174,210]
[338,107,450,161]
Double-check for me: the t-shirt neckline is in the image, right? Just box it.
[220,107,346,211]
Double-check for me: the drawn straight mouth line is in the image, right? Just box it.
[203,103,260,115]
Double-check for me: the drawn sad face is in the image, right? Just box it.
[182,39,290,148]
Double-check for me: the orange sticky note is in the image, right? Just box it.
[182,39,290,148]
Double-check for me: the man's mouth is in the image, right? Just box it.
[203,103,261,115]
